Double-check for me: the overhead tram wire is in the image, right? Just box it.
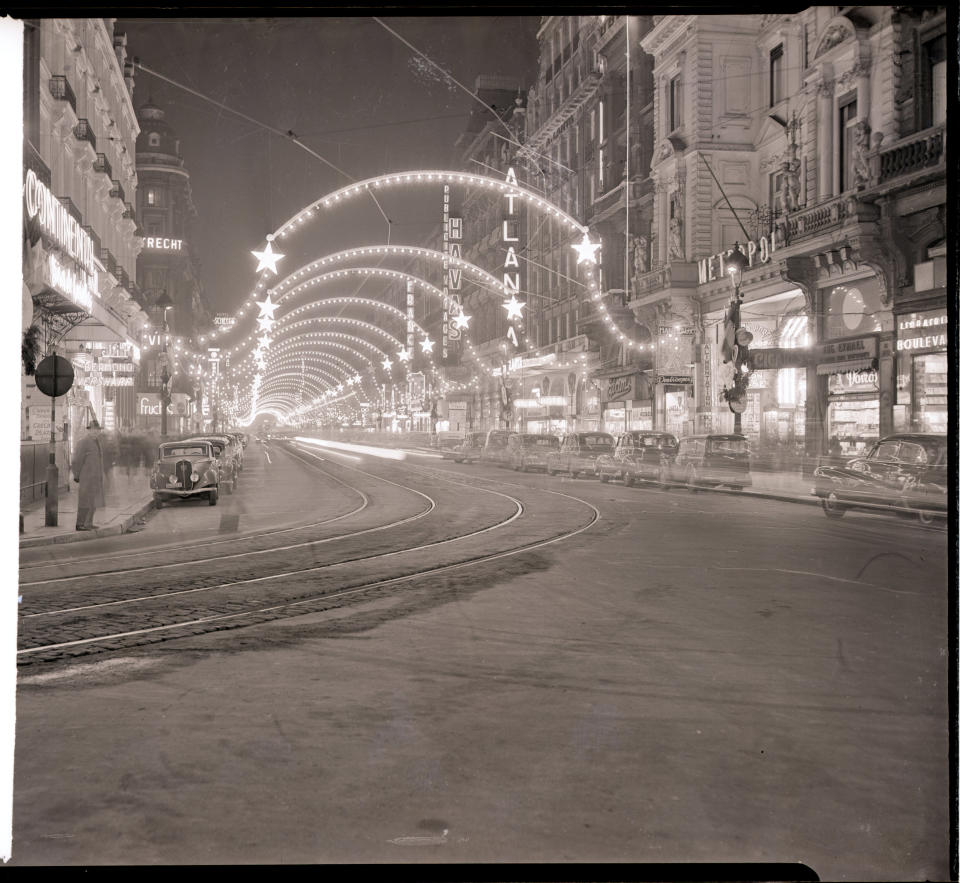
[132,59,393,239]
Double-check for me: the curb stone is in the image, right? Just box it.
[18,498,156,550]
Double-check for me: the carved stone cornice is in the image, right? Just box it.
[778,255,818,313]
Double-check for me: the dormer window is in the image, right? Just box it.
[148,132,160,147]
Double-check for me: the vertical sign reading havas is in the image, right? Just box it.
[442,185,464,362]
[503,167,522,349]
[406,279,415,352]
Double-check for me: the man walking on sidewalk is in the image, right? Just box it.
[73,419,104,531]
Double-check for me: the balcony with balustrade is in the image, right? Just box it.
[93,152,112,181]
[110,180,126,203]
[73,119,96,151]
[49,75,77,113]
[865,125,945,197]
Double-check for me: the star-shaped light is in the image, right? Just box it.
[382,357,393,370]
[257,334,271,348]
[252,241,284,275]
[336,384,344,393]
[256,292,279,319]
[571,231,601,265]
[397,348,411,362]
[352,374,362,385]
[256,315,275,333]
[420,336,434,353]
[503,296,526,321]
[452,312,471,330]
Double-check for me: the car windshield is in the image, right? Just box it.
[581,435,614,452]
[708,438,748,454]
[642,435,677,448]
[161,446,208,458]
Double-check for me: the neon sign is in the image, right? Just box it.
[145,237,184,251]
[48,252,95,312]
[503,167,523,349]
[24,169,96,276]
[697,231,783,284]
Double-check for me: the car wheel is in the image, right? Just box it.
[822,492,846,518]
[913,505,943,527]
[686,466,699,492]
[209,489,219,506]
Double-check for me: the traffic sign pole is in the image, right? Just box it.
[45,349,59,526]
[35,351,75,527]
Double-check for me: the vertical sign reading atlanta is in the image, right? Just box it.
[503,167,522,349]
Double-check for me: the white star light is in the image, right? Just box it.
[256,315,275,333]
[252,241,284,275]
[257,334,271,348]
[453,312,471,330]
[352,374,362,385]
[257,293,279,319]
[571,231,601,265]
[336,384,344,393]
[503,296,526,321]
[397,348,411,362]
[382,357,393,370]
[420,336,434,353]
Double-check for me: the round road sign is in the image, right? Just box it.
[35,355,75,398]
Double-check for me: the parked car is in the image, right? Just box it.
[672,434,752,491]
[812,432,947,525]
[185,436,239,493]
[481,429,514,467]
[150,440,221,507]
[596,431,679,487]
[445,431,487,464]
[546,432,615,478]
[508,433,560,472]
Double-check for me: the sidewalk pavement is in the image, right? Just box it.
[19,467,155,549]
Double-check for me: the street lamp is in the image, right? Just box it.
[154,290,174,438]
[724,243,751,435]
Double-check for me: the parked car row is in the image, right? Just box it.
[150,431,247,508]
[443,428,946,526]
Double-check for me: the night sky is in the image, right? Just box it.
[115,15,540,316]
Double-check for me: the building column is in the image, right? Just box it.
[817,78,834,201]
[878,332,896,438]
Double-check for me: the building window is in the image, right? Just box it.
[668,75,682,132]
[769,44,784,107]
[148,132,160,147]
[923,34,946,128]
[769,169,785,219]
[838,96,858,193]
[146,188,157,206]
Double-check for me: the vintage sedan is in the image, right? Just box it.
[596,431,679,487]
[508,433,560,472]
[184,436,238,493]
[546,432,615,478]
[480,429,514,467]
[445,431,487,464]
[151,440,221,507]
[672,434,752,491]
[813,433,947,525]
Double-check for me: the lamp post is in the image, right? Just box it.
[724,243,751,435]
[154,290,174,439]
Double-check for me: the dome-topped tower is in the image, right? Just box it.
[136,97,183,164]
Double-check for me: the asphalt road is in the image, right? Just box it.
[13,440,950,877]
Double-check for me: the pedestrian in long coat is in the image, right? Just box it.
[73,420,105,530]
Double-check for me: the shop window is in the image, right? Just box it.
[769,44,784,107]
[838,96,858,193]
[825,279,883,339]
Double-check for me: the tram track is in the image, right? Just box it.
[17,441,602,664]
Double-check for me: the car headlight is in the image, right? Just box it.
[191,472,200,482]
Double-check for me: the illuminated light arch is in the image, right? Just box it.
[263,354,368,383]
[269,249,509,304]
[258,374,331,400]
[274,296,431,340]
[269,317,406,354]
[267,170,587,243]
[247,335,381,374]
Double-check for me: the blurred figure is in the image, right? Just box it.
[73,420,104,530]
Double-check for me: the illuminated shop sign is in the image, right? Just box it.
[24,169,96,276]
[814,336,877,375]
[48,252,96,312]
[145,237,184,251]
[697,231,784,285]
[897,309,947,353]
[214,314,236,329]
[605,374,636,402]
[503,166,523,349]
